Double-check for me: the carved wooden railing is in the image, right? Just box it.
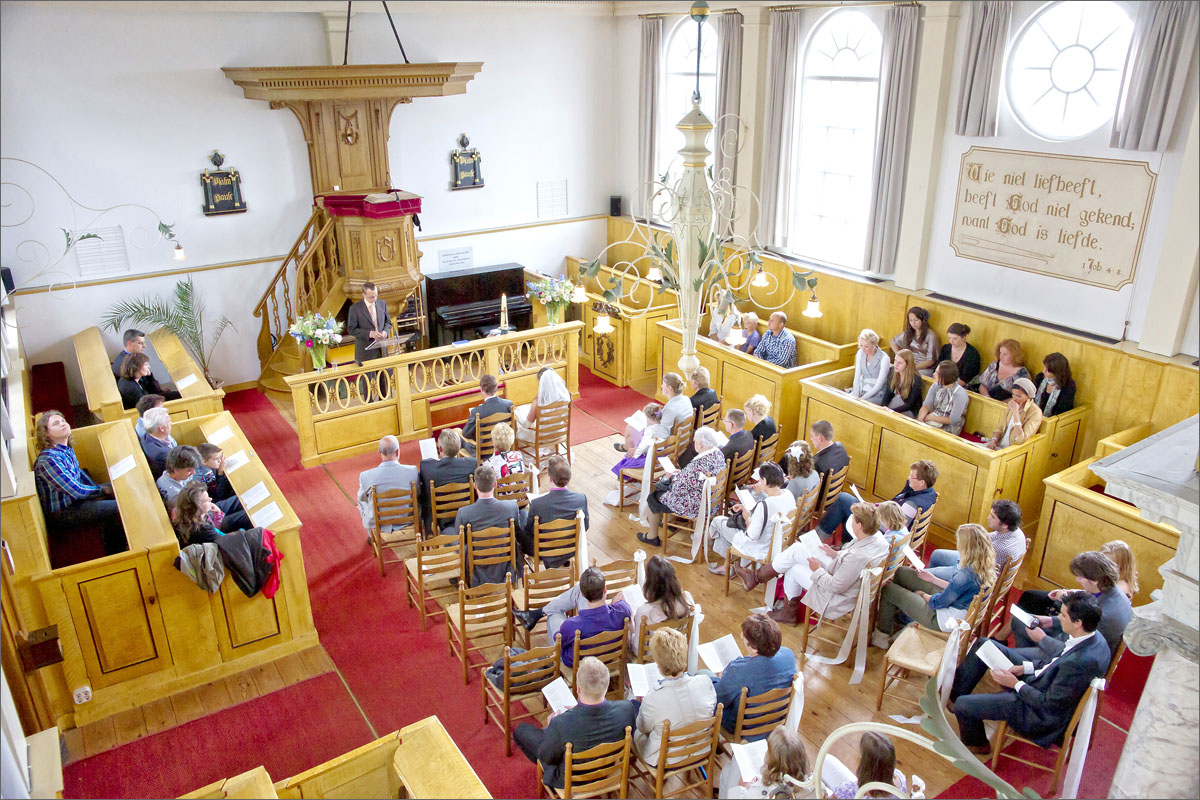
[254,207,342,369]
[284,322,582,467]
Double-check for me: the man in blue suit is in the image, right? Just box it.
[950,591,1110,754]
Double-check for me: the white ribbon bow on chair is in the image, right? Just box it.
[758,511,789,608]
[1060,677,1106,800]
[936,620,972,705]
[807,566,883,684]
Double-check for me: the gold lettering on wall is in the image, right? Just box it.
[949,146,1156,290]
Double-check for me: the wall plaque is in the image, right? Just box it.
[450,134,484,190]
[200,151,247,216]
[949,146,1156,290]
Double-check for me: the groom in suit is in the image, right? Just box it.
[347,282,391,365]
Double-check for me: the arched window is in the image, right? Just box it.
[786,9,882,270]
[1006,0,1133,141]
[658,17,719,181]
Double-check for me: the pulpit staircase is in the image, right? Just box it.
[255,207,348,399]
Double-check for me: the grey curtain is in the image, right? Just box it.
[954,1,1012,137]
[1110,0,1200,151]
[714,11,744,237]
[636,17,663,217]
[863,4,920,275]
[757,9,804,248]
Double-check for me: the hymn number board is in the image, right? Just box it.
[200,168,248,216]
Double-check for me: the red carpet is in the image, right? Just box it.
[574,367,655,434]
[62,674,371,799]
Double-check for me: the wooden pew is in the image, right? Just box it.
[798,367,1088,549]
[71,326,224,425]
[658,319,856,449]
[392,716,491,799]
[1,415,318,730]
[273,731,403,799]
[1094,423,1154,459]
[182,766,279,799]
[1028,454,1177,606]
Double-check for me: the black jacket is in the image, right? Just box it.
[721,430,755,461]
[462,395,514,445]
[418,455,478,533]
[689,388,720,415]
[538,701,637,789]
[214,527,274,597]
[879,374,925,416]
[523,489,590,568]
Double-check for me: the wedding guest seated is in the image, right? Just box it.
[939,323,981,387]
[616,373,690,459]
[780,440,820,500]
[484,422,526,478]
[111,328,180,400]
[744,395,777,443]
[630,555,694,647]
[521,455,589,568]
[927,499,1024,580]
[462,373,512,455]
[876,501,909,544]
[516,366,572,445]
[140,407,176,480]
[809,420,849,487]
[829,732,907,799]
[158,444,251,532]
[721,409,755,460]
[709,290,741,343]
[449,465,525,585]
[133,394,165,438]
[688,366,720,416]
[1010,551,1130,659]
[719,726,811,799]
[357,435,419,540]
[736,311,761,353]
[33,410,125,555]
[753,312,797,368]
[848,329,890,404]
[873,523,994,646]
[171,483,229,547]
[709,462,796,575]
[1033,352,1076,417]
[815,460,938,544]
[986,377,1042,450]
[949,591,1109,755]
[557,566,631,666]
[634,628,716,767]
[888,306,939,376]
[117,352,151,410]
[977,338,1030,401]
[917,361,969,435]
[417,428,477,535]
[877,348,923,416]
[1101,539,1138,600]
[636,426,726,548]
[711,614,796,737]
[611,403,663,479]
[514,656,637,791]
[738,501,888,626]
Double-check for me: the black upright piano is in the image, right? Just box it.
[425,262,532,346]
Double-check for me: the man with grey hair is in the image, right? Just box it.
[358,435,419,541]
[418,428,477,535]
[513,656,637,790]
[753,311,797,368]
[139,406,176,480]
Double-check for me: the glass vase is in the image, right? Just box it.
[310,343,327,372]
[547,301,566,325]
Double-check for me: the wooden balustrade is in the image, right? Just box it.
[285,322,583,467]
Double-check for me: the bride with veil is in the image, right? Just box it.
[515,366,572,449]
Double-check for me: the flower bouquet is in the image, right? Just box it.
[527,276,579,325]
[288,312,344,371]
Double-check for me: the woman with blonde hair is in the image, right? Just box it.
[977,339,1030,400]
[720,725,812,798]
[781,440,819,500]
[874,523,994,642]
[1101,540,1139,599]
[849,328,890,404]
[484,422,526,478]
[876,501,909,544]
[735,311,761,353]
[634,627,715,767]
[743,395,777,442]
[878,348,923,416]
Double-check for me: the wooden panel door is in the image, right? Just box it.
[59,558,171,689]
[210,576,291,659]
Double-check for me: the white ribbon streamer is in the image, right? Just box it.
[688,602,703,674]
[784,671,807,733]
[937,621,971,706]
[760,512,789,607]
[666,475,718,565]
[806,567,883,684]
[574,509,588,568]
[1060,677,1106,800]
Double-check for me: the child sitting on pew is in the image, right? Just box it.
[195,442,237,503]
[158,445,250,532]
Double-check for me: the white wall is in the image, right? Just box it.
[1184,288,1200,359]
[1,2,618,387]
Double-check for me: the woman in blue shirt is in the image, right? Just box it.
[711,614,796,737]
[873,524,995,642]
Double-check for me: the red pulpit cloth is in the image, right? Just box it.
[320,190,422,219]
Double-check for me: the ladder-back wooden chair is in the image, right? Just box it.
[789,484,821,542]
[723,508,793,597]
[908,503,937,556]
[495,469,534,509]
[564,619,630,701]
[447,578,513,684]
[753,431,779,468]
[813,462,851,524]
[369,481,419,576]
[430,479,475,536]
[514,566,575,650]
[462,522,518,589]
[594,559,640,594]
[630,614,694,665]
[659,465,727,558]
[482,638,562,756]
[618,435,677,511]
[404,534,462,631]
[518,399,571,474]
[670,414,694,465]
[631,708,723,799]
[983,541,1029,640]
[798,565,885,669]
[466,409,516,462]
[698,403,721,431]
[724,449,757,513]
[538,727,632,800]
[526,515,581,576]
[720,681,796,743]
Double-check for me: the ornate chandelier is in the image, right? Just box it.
[583,0,821,374]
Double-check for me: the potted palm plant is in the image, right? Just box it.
[102,276,235,388]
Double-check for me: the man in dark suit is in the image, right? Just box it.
[462,373,513,456]
[450,465,526,585]
[112,329,180,400]
[346,282,392,365]
[418,429,477,535]
[950,591,1110,754]
[810,419,849,487]
[514,656,637,790]
[1011,551,1131,660]
[720,409,755,461]
[521,455,589,568]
